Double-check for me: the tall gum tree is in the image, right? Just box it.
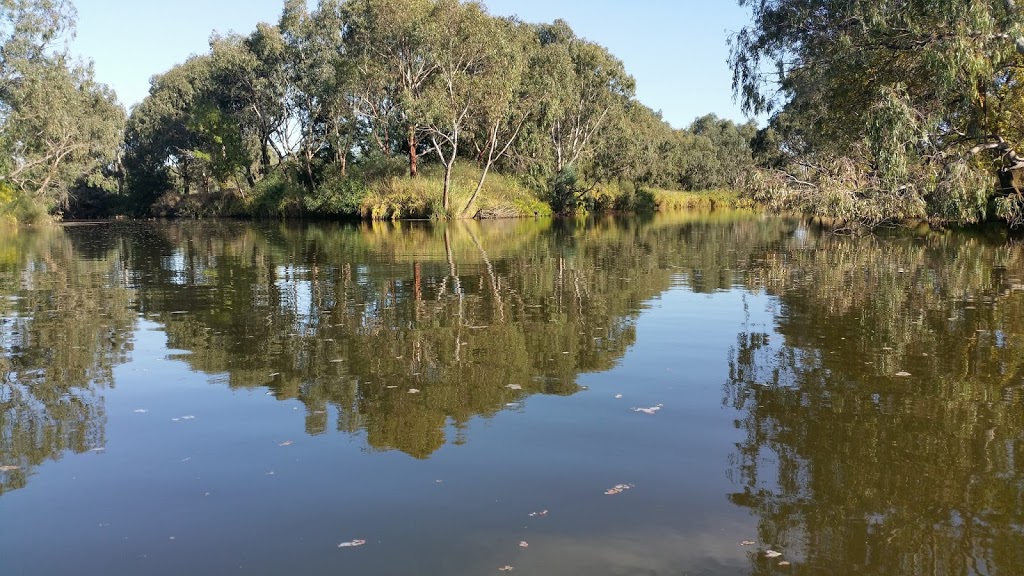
[460,18,538,218]
[1,0,124,217]
[511,20,635,206]
[415,0,505,215]
[280,0,357,185]
[731,0,1024,226]
[344,0,437,177]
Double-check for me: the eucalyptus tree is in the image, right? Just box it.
[732,0,1024,226]
[208,26,293,176]
[2,58,124,210]
[589,102,676,190]
[0,0,124,218]
[414,0,509,214]
[123,55,231,209]
[280,0,358,185]
[552,28,635,176]
[458,17,537,218]
[511,20,635,208]
[343,0,438,177]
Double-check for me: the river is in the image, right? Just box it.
[1,213,1021,575]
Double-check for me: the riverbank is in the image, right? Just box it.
[54,163,752,223]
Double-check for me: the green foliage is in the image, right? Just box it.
[6,0,760,222]
[0,1,125,221]
[732,0,1024,228]
[248,171,306,217]
[303,171,368,217]
[546,167,581,214]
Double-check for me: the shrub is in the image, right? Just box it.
[248,171,306,217]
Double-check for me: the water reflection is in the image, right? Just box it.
[3,214,1022,575]
[0,225,135,494]
[1,212,780,488]
[726,231,1024,574]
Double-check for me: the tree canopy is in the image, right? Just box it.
[2,0,763,223]
[732,0,1024,227]
[117,0,753,219]
[0,0,124,223]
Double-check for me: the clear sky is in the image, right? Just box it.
[71,0,753,129]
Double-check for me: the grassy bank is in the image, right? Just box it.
[358,164,551,220]
[584,183,754,213]
[56,161,752,222]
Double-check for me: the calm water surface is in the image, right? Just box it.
[1,213,1022,575]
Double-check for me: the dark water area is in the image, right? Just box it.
[1,213,1022,575]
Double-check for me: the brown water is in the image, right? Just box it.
[0,214,1022,575]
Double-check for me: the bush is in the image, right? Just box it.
[248,171,306,217]
[304,173,367,217]
[0,183,52,225]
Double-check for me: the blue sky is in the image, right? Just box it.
[71,0,753,128]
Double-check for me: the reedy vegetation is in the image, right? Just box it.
[0,0,757,223]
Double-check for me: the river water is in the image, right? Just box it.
[1,213,1022,575]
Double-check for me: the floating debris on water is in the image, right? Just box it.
[279,441,294,447]
[498,567,514,572]
[506,384,523,390]
[778,561,791,567]
[605,483,635,495]
[895,372,912,377]
[338,539,366,548]
[519,541,529,548]
[765,550,783,558]
[0,465,20,472]
[528,510,549,517]
[133,409,148,414]
[408,389,421,394]
[632,404,664,415]
[740,540,756,546]
[614,394,623,399]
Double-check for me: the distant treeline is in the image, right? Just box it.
[0,0,756,224]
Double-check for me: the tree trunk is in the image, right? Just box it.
[408,125,418,178]
[998,168,1019,195]
[260,139,271,176]
[460,163,490,218]
[305,148,316,192]
[442,164,452,215]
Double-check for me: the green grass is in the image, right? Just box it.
[651,188,754,211]
[582,181,753,213]
[359,164,551,220]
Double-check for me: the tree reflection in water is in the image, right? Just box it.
[726,230,1024,575]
